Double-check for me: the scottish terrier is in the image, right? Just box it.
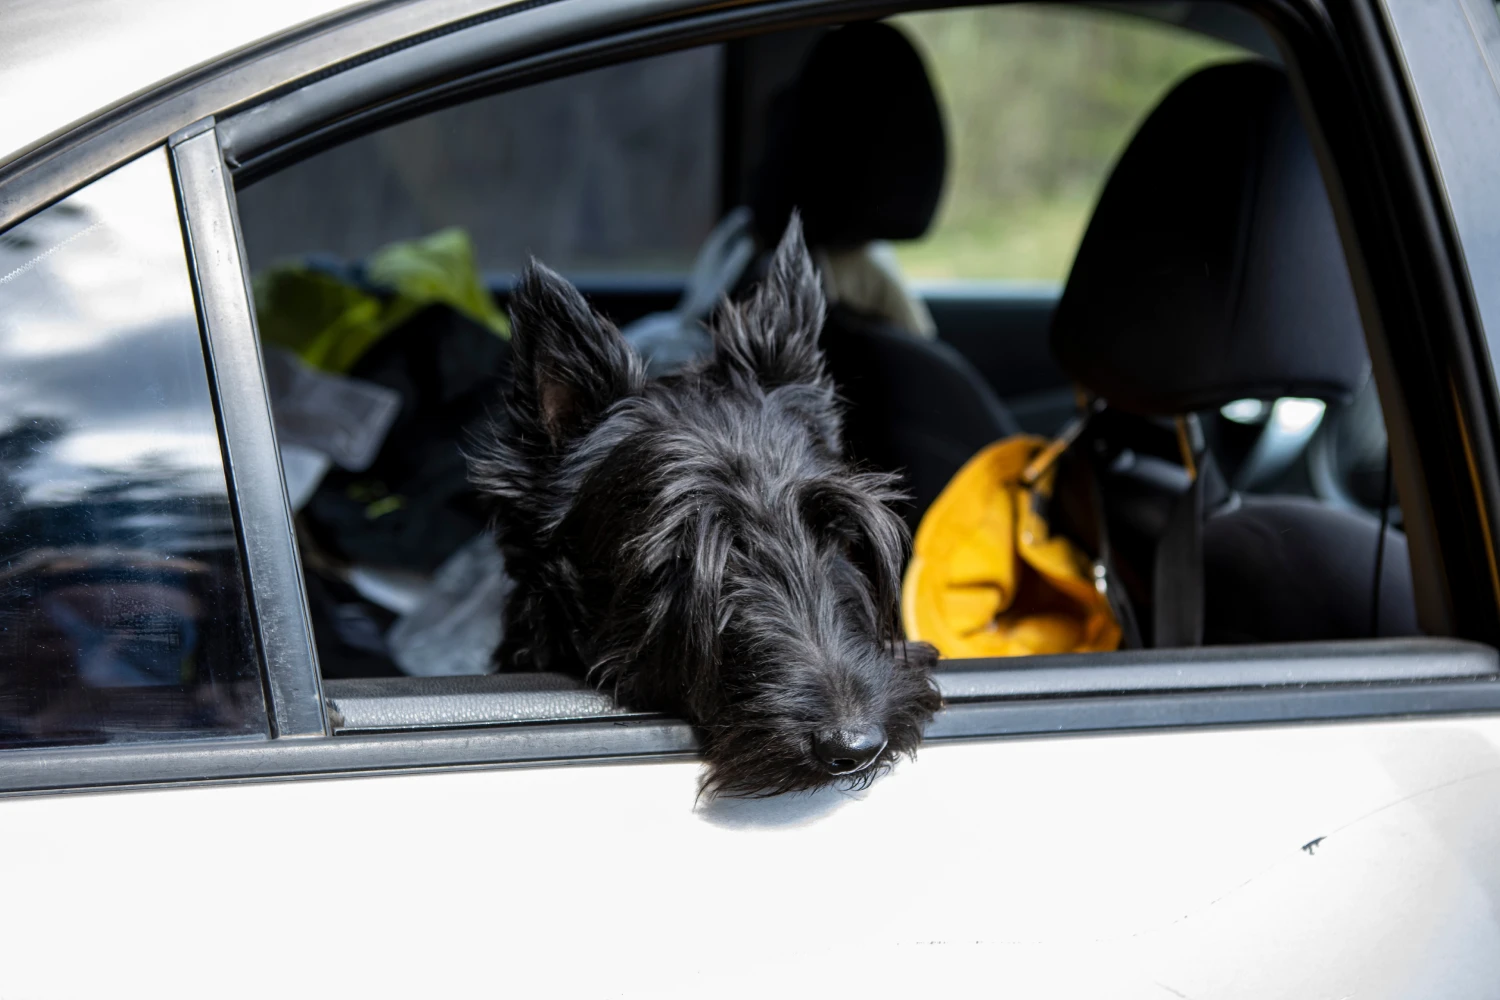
[470,218,942,797]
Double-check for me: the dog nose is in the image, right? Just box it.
[812,726,887,774]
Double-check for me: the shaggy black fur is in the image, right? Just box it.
[470,217,942,797]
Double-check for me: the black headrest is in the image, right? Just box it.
[1050,62,1370,417]
[749,21,947,248]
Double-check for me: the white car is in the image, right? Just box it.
[4,0,1500,996]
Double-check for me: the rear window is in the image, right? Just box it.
[893,5,1238,283]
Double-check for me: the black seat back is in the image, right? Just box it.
[1203,497,1419,643]
[748,22,1016,524]
[821,306,1018,525]
[1048,62,1418,646]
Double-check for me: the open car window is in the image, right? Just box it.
[229,5,1430,707]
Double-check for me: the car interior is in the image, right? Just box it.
[229,1,1423,728]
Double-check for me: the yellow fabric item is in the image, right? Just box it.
[902,435,1122,658]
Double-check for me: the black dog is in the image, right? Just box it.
[470,218,941,797]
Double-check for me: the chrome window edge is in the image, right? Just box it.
[3,639,1499,795]
[170,124,328,739]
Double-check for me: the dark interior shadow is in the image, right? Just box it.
[694,782,866,830]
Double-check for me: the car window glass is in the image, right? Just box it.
[0,148,266,749]
[892,5,1239,284]
[236,46,724,278]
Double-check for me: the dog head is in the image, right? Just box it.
[473,216,941,797]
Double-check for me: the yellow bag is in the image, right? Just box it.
[902,434,1121,658]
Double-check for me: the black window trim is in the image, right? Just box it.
[170,120,329,739]
[316,638,1500,735]
[3,0,1500,795]
[0,0,558,235]
[1359,0,1500,636]
[2,638,1497,796]
[1319,0,1500,640]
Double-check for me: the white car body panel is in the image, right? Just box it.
[4,715,1499,998]
[0,0,366,166]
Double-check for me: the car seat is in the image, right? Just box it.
[747,21,1020,526]
[1047,61,1420,647]
[620,22,945,370]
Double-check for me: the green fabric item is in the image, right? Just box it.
[253,268,386,373]
[253,227,509,373]
[367,227,510,336]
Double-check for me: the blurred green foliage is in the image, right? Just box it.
[891,5,1239,282]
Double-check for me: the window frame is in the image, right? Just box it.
[3,0,1500,797]
[1359,0,1500,632]
[0,638,1496,795]
[171,121,327,739]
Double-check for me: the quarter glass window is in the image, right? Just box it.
[0,149,266,749]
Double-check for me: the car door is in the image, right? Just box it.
[3,1,1500,998]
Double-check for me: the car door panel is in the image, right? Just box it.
[3,716,1499,997]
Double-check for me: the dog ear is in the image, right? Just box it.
[712,212,828,387]
[508,260,643,446]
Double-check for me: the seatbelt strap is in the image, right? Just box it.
[1152,415,1209,648]
[1088,463,1145,650]
[1029,401,1144,650]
